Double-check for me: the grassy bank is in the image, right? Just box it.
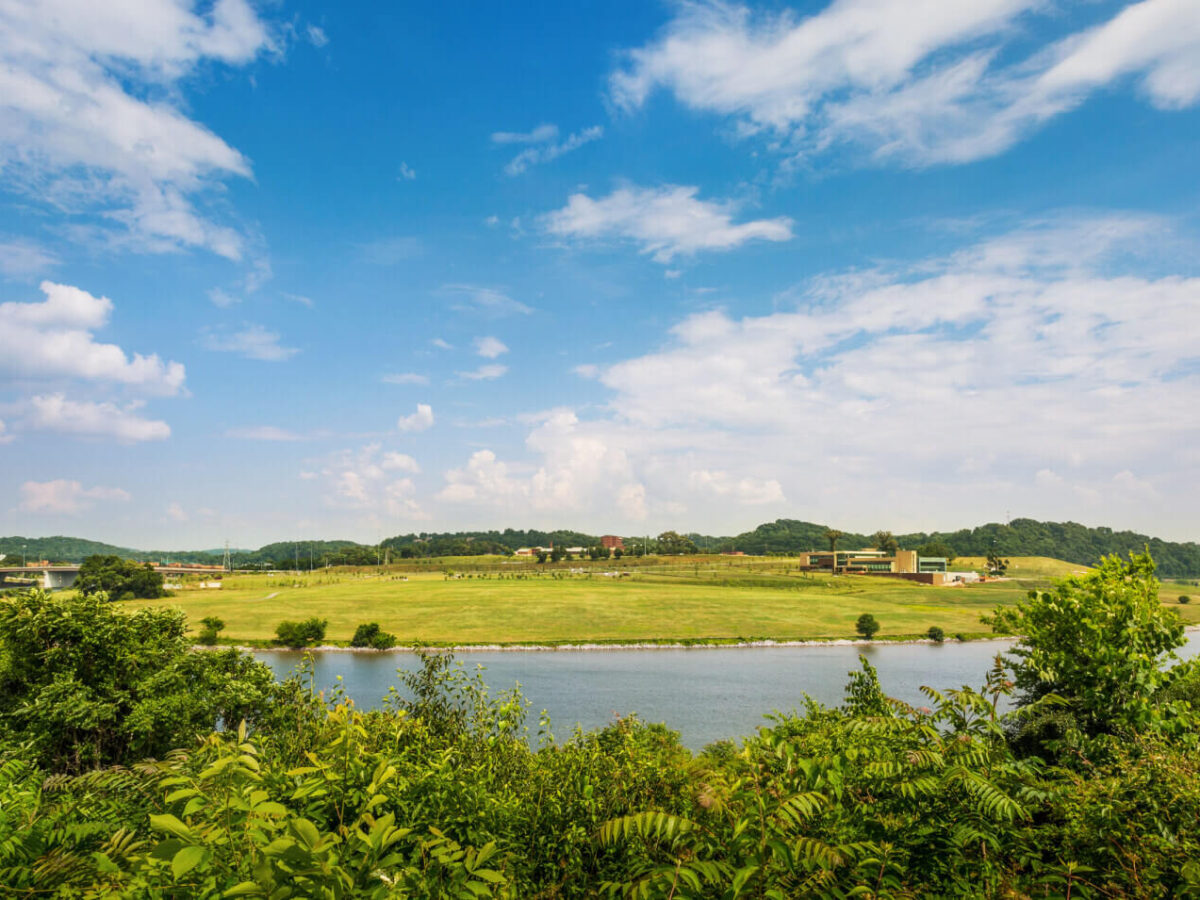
[115,554,1200,645]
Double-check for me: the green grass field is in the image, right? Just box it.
[117,555,1200,645]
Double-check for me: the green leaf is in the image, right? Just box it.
[290,817,321,849]
[172,845,207,880]
[150,813,193,840]
[223,882,264,897]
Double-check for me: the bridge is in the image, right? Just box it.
[0,564,226,590]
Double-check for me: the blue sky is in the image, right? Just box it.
[1,0,1198,548]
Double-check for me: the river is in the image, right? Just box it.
[255,634,1199,751]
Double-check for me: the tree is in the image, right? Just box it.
[986,548,1008,576]
[927,625,945,643]
[76,554,165,600]
[855,613,880,639]
[612,548,623,559]
[987,551,1188,740]
[550,546,567,563]
[197,616,224,645]
[916,541,956,564]
[874,530,899,554]
[275,617,328,648]
[823,528,845,573]
[535,550,548,564]
[656,531,698,555]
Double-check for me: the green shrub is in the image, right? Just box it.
[855,613,880,639]
[927,625,945,643]
[197,616,224,645]
[1181,595,1191,604]
[350,621,397,650]
[0,590,283,771]
[274,616,328,648]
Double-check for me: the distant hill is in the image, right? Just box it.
[895,518,1200,578]
[5,517,1197,575]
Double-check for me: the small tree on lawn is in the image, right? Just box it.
[197,616,224,645]
[856,613,880,639]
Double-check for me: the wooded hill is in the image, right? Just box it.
[4,516,1198,575]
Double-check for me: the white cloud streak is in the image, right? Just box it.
[27,393,170,442]
[201,324,298,361]
[0,0,274,257]
[611,0,1200,167]
[19,478,130,514]
[502,125,603,175]
[544,184,793,262]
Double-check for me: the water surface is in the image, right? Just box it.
[256,634,1198,751]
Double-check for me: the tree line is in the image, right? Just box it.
[6,516,1199,575]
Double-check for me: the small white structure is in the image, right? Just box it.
[945,571,982,584]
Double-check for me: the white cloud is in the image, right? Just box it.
[20,478,131,514]
[474,336,509,358]
[26,393,171,442]
[688,469,785,505]
[311,443,427,519]
[441,284,533,316]
[437,410,647,518]
[382,372,429,385]
[502,125,603,175]
[201,324,298,361]
[397,161,416,181]
[381,451,420,473]
[431,338,454,350]
[281,292,315,308]
[208,287,240,308]
[0,281,186,394]
[0,0,274,257]
[543,184,793,262]
[611,0,1200,167]
[457,364,508,381]
[396,403,434,433]
[491,123,560,144]
[166,501,188,522]
[225,425,305,441]
[0,239,58,278]
[306,24,328,47]
[435,211,1200,536]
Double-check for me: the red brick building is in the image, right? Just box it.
[600,535,624,551]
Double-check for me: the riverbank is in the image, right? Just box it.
[215,633,1017,653]
[207,623,1200,654]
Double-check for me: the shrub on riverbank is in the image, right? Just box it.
[351,621,397,649]
[274,616,327,647]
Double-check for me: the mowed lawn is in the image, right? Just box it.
[123,570,1037,644]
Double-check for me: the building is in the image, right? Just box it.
[796,548,949,583]
[600,535,624,551]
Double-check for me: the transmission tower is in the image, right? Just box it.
[222,540,232,572]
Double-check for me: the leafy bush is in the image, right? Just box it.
[196,615,224,645]
[855,613,879,639]
[987,551,1187,749]
[76,554,165,599]
[1181,595,1191,604]
[0,590,286,771]
[351,621,397,650]
[274,616,328,648]
[927,625,945,642]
